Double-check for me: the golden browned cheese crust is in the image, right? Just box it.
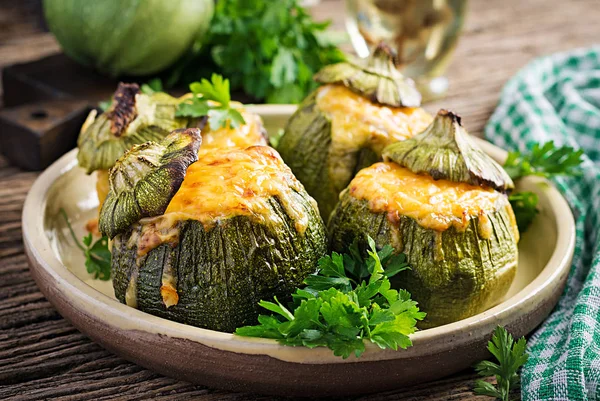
[197,105,267,157]
[348,162,511,234]
[316,85,432,155]
[164,146,316,234]
[94,106,266,220]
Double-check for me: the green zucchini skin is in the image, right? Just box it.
[328,193,518,328]
[112,192,327,333]
[278,91,380,221]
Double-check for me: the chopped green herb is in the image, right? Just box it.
[60,209,111,280]
[503,141,584,181]
[236,236,424,359]
[474,326,528,401]
[176,73,246,129]
[503,141,583,233]
[508,191,539,233]
[140,78,163,95]
[98,100,112,112]
[169,0,346,103]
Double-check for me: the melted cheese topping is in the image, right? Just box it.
[96,169,110,211]
[316,85,432,155]
[164,146,316,233]
[198,107,267,157]
[93,106,265,216]
[349,162,507,233]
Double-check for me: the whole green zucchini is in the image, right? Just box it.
[44,0,214,77]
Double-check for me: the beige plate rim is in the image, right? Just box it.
[22,104,576,364]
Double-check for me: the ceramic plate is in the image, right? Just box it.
[23,105,575,397]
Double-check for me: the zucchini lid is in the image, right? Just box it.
[382,109,514,192]
[99,128,202,239]
[314,42,421,108]
[77,83,187,173]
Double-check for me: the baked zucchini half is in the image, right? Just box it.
[102,141,327,332]
[328,110,519,328]
[278,43,432,220]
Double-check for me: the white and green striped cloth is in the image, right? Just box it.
[485,47,600,401]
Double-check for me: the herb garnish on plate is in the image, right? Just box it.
[504,141,584,232]
[236,237,426,358]
[176,74,246,130]
[60,209,111,281]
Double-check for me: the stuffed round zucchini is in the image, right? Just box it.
[78,83,191,210]
[277,43,432,220]
[101,130,327,332]
[328,110,519,328]
[78,83,268,218]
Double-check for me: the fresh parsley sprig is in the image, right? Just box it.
[140,78,163,95]
[504,141,583,232]
[508,191,539,234]
[169,0,346,104]
[236,236,425,359]
[60,209,111,280]
[474,326,529,401]
[176,73,246,130]
[504,141,583,181]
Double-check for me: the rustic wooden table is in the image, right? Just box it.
[1,0,599,399]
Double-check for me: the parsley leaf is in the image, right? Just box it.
[236,236,424,358]
[176,74,246,130]
[508,191,539,233]
[190,74,230,105]
[503,141,583,181]
[140,78,163,95]
[168,0,346,104]
[60,209,111,280]
[503,141,584,233]
[474,326,528,401]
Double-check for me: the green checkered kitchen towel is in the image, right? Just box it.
[485,46,600,401]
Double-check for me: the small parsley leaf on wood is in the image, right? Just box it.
[236,236,424,358]
[176,73,246,130]
[474,326,528,401]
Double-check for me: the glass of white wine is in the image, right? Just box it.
[346,0,468,101]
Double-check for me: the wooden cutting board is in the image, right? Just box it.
[0,54,118,170]
[0,53,260,170]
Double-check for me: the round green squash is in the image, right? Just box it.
[327,110,519,328]
[328,193,518,328]
[278,44,430,221]
[43,0,214,76]
[112,195,327,332]
[103,145,327,332]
